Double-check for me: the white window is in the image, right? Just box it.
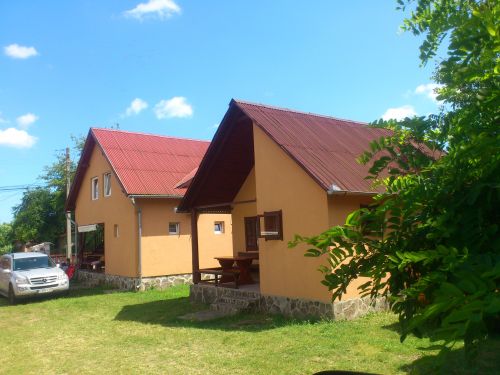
[114,224,119,238]
[169,222,180,235]
[104,173,111,197]
[91,177,99,200]
[214,221,224,234]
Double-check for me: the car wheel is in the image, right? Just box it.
[8,284,16,305]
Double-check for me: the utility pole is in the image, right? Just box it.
[66,147,72,263]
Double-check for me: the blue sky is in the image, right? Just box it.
[0,0,441,222]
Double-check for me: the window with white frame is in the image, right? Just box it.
[214,221,224,234]
[168,222,180,235]
[104,172,112,197]
[91,177,99,200]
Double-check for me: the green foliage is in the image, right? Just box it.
[12,188,61,244]
[291,0,499,360]
[11,136,84,246]
[0,223,13,254]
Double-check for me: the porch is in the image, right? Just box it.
[77,223,105,272]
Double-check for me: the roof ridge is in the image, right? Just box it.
[91,127,210,143]
[232,99,369,126]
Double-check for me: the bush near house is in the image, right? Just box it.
[291,0,500,360]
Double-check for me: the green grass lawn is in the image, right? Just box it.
[0,285,498,375]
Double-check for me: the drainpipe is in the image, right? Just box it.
[69,219,78,264]
[130,197,142,290]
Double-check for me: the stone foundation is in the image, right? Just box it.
[190,283,389,320]
[76,270,193,291]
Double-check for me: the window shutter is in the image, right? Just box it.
[262,210,283,241]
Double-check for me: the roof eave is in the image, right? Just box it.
[177,99,243,212]
[128,194,184,199]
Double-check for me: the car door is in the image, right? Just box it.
[0,256,11,294]
[0,257,6,293]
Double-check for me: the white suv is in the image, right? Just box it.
[0,252,69,304]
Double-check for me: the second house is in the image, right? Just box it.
[66,128,233,289]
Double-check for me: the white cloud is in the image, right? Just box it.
[125,98,148,116]
[124,0,181,20]
[0,128,37,148]
[154,96,193,119]
[415,83,443,102]
[381,105,417,121]
[16,113,39,129]
[4,44,38,59]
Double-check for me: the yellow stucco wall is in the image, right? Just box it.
[231,167,257,253]
[252,124,332,302]
[139,198,232,277]
[327,194,373,227]
[248,125,378,303]
[75,144,233,278]
[198,213,234,269]
[75,145,138,277]
[138,198,191,277]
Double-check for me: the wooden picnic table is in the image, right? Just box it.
[215,254,257,285]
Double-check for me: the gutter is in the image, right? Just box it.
[327,183,379,196]
[130,197,142,290]
[127,194,184,199]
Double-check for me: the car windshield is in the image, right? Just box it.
[13,256,55,271]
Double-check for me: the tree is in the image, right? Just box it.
[11,136,84,246]
[12,188,60,244]
[0,223,13,254]
[290,0,499,359]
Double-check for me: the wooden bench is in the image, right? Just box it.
[197,267,240,289]
[237,252,260,272]
[237,252,259,259]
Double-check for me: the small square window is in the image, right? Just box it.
[169,222,180,235]
[214,221,224,234]
[104,173,111,197]
[114,224,119,238]
[91,177,99,200]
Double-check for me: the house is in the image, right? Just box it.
[178,100,391,318]
[66,128,233,289]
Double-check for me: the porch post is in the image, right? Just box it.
[191,208,201,283]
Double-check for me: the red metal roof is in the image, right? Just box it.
[178,99,392,211]
[235,100,392,193]
[66,128,209,210]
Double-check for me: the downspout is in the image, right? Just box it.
[68,218,78,264]
[130,197,142,290]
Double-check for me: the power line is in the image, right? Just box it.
[0,183,43,192]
